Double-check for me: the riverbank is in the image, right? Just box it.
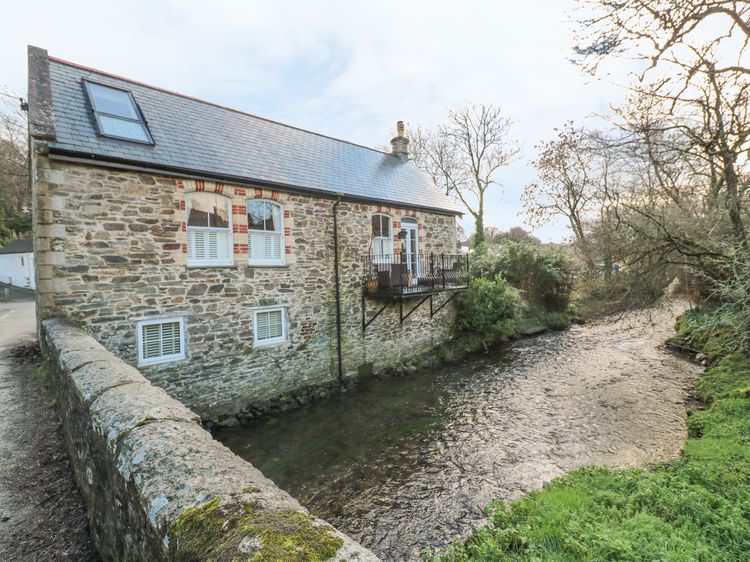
[216,302,698,559]
[433,305,750,561]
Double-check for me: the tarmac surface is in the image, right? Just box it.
[0,297,99,560]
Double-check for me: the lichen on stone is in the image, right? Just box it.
[168,497,343,561]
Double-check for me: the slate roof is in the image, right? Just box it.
[45,57,461,215]
[0,239,33,255]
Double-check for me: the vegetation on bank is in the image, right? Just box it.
[470,240,574,313]
[394,241,574,375]
[463,240,574,336]
[429,307,750,561]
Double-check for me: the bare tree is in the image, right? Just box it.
[0,90,30,243]
[576,0,750,245]
[576,1,750,77]
[411,104,520,246]
[523,122,599,266]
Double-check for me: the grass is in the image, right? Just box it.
[519,305,571,332]
[430,307,750,561]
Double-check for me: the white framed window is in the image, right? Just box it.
[186,192,233,266]
[247,200,284,265]
[371,214,393,259]
[136,317,186,366]
[252,307,287,347]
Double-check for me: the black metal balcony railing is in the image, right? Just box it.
[361,253,469,297]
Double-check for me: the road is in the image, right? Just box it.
[0,297,99,560]
[0,299,36,347]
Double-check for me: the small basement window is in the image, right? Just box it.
[84,80,154,144]
[253,307,287,347]
[137,317,186,366]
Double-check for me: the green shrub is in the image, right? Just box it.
[455,277,520,345]
[471,242,574,311]
[572,268,670,319]
[704,247,750,354]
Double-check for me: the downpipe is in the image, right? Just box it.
[332,197,344,386]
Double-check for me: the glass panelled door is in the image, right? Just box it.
[402,218,419,283]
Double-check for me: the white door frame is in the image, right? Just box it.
[402,219,419,280]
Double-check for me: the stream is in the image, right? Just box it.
[216,301,702,560]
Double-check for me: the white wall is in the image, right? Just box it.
[0,252,35,289]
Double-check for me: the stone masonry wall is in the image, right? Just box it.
[33,149,459,420]
[41,317,377,561]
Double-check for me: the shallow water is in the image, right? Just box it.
[216,302,701,560]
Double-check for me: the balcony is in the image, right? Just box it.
[362,253,469,297]
[360,253,469,329]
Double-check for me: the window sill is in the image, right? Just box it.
[247,262,289,268]
[138,354,187,367]
[186,263,237,269]
[253,339,288,349]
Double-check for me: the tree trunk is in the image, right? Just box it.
[473,190,485,247]
[722,153,746,244]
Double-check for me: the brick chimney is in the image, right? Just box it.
[390,120,409,160]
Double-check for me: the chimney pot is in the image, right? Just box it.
[391,120,409,159]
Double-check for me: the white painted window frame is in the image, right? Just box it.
[247,199,285,266]
[252,306,288,348]
[371,213,393,261]
[136,316,187,366]
[186,192,234,268]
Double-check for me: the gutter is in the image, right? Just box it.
[46,149,463,217]
[332,196,344,386]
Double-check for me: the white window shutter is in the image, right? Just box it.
[249,232,282,262]
[271,233,281,260]
[249,231,258,260]
[216,230,230,260]
[254,309,283,342]
[160,322,181,356]
[188,229,229,263]
[188,230,208,261]
[263,233,274,260]
[256,311,270,340]
[268,310,282,338]
[142,324,162,359]
[208,231,218,260]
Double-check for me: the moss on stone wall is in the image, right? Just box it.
[169,497,344,561]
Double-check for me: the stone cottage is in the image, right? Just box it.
[27,46,466,422]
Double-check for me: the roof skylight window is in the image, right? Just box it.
[83,80,154,144]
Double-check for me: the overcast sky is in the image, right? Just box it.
[1,0,630,242]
